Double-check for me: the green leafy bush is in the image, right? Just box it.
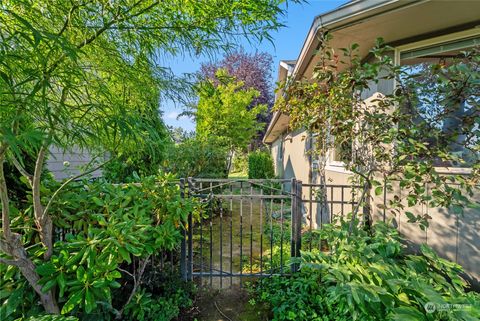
[103,128,171,183]
[248,150,274,179]
[231,152,248,175]
[1,173,200,320]
[122,264,195,321]
[255,221,480,321]
[124,286,191,321]
[164,137,228,178]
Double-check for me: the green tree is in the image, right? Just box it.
[0,0,297,313]
[196,69,267,172]
[164,136,229,178]
[275,35,479,232]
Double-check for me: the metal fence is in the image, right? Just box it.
[179,178,366,288]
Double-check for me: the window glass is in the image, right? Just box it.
[278,137,283,161]
[400,37,479,167]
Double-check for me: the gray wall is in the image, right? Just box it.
[46,146,104,180]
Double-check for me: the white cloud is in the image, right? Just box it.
[165,111,179,119]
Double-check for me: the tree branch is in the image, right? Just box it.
[348,180,371,236]
[10,154,33,186]
[32,145,47,222]
[57,3,79,37]
[117,256,150,319]
[31,144,55,260]
[0,257,22,267]
[0,151,12,240]
[117,267,135,279]
[76,0,158,50]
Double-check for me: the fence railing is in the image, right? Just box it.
[179,178,367,287]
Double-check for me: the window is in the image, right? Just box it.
[398,34,480,168]
[278,136,283,162]
[327,132,352,166]
[331,140,352,163]
[308,132,352,174]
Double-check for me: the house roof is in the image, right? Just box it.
[263,0,480,144]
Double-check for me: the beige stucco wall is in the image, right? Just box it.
[372,182,480,286]
[270,128,355,228]
[271,128,310,183]
[269,132,479,284]
[270,137,283,178]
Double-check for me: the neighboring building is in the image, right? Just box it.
[264,0,480,283]
[46,146,105,181]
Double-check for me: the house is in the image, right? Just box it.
[264,0,480,283]
[46,146,105,181]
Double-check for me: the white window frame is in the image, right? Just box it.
[325,134,352,173]
[393,28,479,175]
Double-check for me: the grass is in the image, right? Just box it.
[228,171,248,179]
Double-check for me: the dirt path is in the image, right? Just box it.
[179,285,270,321]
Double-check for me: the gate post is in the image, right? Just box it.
[295,180,302,260]
[180,178,187,280]
[187,177,194,281]
[291,179,303,273]
[290,178,296,273]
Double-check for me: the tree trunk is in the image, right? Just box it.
[226,148,235,175]
[0,151,59,313]
[5,235,60,314]
[32,145,54,259]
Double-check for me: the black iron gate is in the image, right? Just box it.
[180,178,303,287]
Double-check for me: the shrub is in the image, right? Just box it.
[123,267,194,321]
[231,152,248,174]
[103,138,171,183]
[0,173,200,320]
[255,220,480,321]
[164,137,228,178]
[248,150,274,179]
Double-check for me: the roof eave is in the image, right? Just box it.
[263,111,282,144]
[292,0,420,80]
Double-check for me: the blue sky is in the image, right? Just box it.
[161,0,346,131]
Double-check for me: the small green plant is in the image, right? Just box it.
[248,151,275,179]
[231,153,249,174]
[123,287,192,321]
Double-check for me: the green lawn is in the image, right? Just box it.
[228,171,248,179]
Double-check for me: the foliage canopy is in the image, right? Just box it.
[0,0,299,314]
[196,69,267,152]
